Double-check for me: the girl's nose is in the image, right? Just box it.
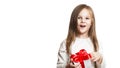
[81,19,85,23]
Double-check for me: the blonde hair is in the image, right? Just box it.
[66,4,99,54]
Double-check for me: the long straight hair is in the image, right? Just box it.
[66,4,99,68]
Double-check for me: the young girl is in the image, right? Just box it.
[57,4,105,68]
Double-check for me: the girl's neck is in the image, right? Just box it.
[77,33,89,38]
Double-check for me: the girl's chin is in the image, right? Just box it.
[78,30,87,34]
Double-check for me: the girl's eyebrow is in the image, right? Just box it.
[78,15,90,17]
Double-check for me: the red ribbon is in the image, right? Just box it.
[70,49,92,68]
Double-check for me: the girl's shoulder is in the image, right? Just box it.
[59,39,67,51]
[61,39,66,44]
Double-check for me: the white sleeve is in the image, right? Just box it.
[97,44,106,68]
[57,40,69,68]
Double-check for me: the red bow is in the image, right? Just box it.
[70,49,92,68]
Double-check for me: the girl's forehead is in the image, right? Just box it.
[78,8,91,17]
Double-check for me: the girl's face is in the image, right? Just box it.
[77,8,92,35]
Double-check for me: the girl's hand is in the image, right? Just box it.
[90,52,103,64]
[66,62,82,68]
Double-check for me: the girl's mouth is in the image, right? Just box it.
[80,25,86,28]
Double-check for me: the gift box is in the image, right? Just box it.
[70,49,92,68]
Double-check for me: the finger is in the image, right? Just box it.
[91,52,101,61]
[70,58,73,61]
[70,62,79,68]
[90,52,96,60]
[97,58,102,64]
[91,56,99,62]
[94,56,100,62]
[97,56,103,64]
[70,62,80,68]
[75,63,81,68]
[91,56,96,62]
[94,57,100,62]
[94,53,102,62]
[78,63,82,68]
[70,62,75,67]
[75,63,80,67]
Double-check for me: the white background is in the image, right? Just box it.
[0,0,120,68]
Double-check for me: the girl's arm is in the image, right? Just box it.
[57,40,69,68]
[91,45,106,68]
[57,40,82,68]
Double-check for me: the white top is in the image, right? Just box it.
[57,37,105,68]
[71,37,94,54]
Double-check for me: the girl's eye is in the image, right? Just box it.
[86,17,90,19]
[77,17,81,19]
